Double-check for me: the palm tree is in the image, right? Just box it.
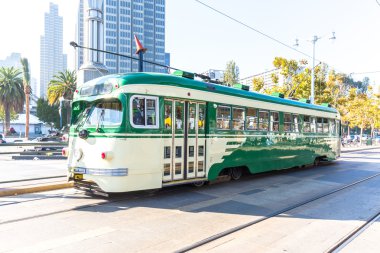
[20,58,31,139]
[47,70,77,128]
[0,67,24,135]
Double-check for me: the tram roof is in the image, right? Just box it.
[80,72,338,114]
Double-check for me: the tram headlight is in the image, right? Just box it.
[101,151,114,160]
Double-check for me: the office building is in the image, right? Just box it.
[76,0,166,74]
[40,3,67,98]
[0,53,22,69]
[240,69,284,91]
[77,0,108,85]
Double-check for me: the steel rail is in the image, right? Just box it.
[175,171,380,253]
[328,211,380,252]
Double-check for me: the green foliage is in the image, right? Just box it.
[223,60,239,86]
[20,58,30,89]
[36,98,67,128]
[253,56,379,133]
[0,106,18,122]
[0,67,24,133]
[252,77,264,92]
[47,70,77,105]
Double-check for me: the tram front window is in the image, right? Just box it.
[83,101,123,128]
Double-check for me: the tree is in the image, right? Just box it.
[36,98,66,129]
[20,58,31,139]
[271,57,312,98]
[252,77,265,92]
[0,67,24,135]
[223,60,239,86]
[47,70,77,127]
[0,106,19,127]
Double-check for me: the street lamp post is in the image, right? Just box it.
[310,35,320,104]
[295,32,335,104]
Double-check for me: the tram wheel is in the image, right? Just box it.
[230,167,243,180]
[193,181,205,187]
[314,158,320,166]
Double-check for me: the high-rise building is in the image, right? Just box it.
[76,0,166,74]
[40,3,67,98]
[0,53,22,69]
[77,0,108,85]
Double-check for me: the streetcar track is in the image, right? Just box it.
[0,149,378,231]
[328,211,380,252]
[175,171,380,253]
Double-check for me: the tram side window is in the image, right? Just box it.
[323,118,329,133]
[131,96,159,128]
[270,112,279,131]
[216,106,231,130]
[259,110,269,131]
[198,105,205,130]
[303,115,311,133]
[284,113,292,132]
[336,120,340,136]
[246,108,258,130]
[188,105,196,130]
[316,117,323,133]
[311,117,316,133]
[329,119,336,135]
[164,103,172,129]
[232,108,245,130]
[293,114,300,133]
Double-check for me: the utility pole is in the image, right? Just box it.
[295,32,335,104]
[310,36,319,104]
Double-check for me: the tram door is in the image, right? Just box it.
[163,100,206,182]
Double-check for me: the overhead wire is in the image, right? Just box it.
[194,0,375,77]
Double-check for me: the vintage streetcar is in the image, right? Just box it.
[64,71,341,194]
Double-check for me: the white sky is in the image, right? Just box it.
[0,0,379,88]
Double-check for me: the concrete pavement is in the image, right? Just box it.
[0,145,378,197]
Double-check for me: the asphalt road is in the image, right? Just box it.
[0,149,379,252]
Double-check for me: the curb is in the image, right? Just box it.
[0,181,74,197]
[341,146,380,153]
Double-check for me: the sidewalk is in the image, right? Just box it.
[341,144,380,153]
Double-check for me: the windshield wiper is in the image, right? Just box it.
[96,109,105,132]
[75,108,91,132]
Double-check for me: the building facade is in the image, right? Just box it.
[0,53,22,69]
[40,3,67,98]
[76,0,166,74]
[240,69,285,91]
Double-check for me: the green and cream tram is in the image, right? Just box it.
[65,71,341,194]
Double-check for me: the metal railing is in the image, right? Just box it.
[0,142,67,154]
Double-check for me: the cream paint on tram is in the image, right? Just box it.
[116,84,340,119]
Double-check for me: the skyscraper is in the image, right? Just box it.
[76,0,166,74]
[40,3,67,98]
[0,53,22,69]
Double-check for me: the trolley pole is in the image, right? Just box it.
[134,35,147,72]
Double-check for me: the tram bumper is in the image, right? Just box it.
[68,166,161,193]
